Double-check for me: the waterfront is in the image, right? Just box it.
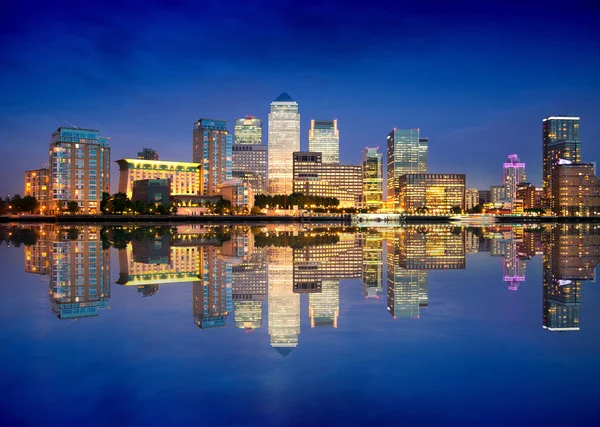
[1,223,599,426]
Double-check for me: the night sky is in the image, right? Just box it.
[1,0,599,196]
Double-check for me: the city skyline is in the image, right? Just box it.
[1,1,599,196]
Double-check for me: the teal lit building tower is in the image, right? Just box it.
[386,129,428,207]
[193,118,232,196]
[308,119,339,164]
[542,116,580,206]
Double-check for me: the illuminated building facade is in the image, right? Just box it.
[292,151,363,208]
[24,168,49,213]
[490,185,507,203]
[268,93,300,195]
[502,154,526,201]
[193,118,233,196]
[219,179,254,211]
[397,226,466,270]
[137,148,159,160]
[397,174,465,213]
[361,232,383,298]
[49,226,111,319]
[362,147,383,210]
[542,116,581,207]
[503,230,526,291]
[24,234,50,275]
[232,144,267,194]
[234,116,262,145]
[193,246,232,329]
[386,129,428,207]
[49,127,111,214]
[516,183,538,209]
[116,158,201,199]
[465,188,479,211]
[308,119,339,164]
[551,162,600,216]
[308,280,339,328]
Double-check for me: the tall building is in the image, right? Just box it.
[502,154,526,201]
[361,232,384,298]
[292,152,363,208]
[268,93,300,195]
[398,174,465,213]
[308,119,339,164]
[542,116,581,206]
[137,148,159,160]
[465,188,479,211]
[24,167,49,213]
[193,246,232,329]
[234,116,262,145]
[551,162,600,216]
[193,118,232,196]
[386,129,428,207]
[232,144,267,194]
[116,159,201,199]
[48,127,111,214]
[308,280,340,328]
[362,147,383,210]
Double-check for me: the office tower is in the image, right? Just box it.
[137,148,159,160]
[542,116,581,206]
[268,93,300,195]
[398,174,465,213]
[234,116,262,145]
[116,159,201,199]
[24,167,49,213]
[490,185,507,203]
[232,144,267,194]
[502,154,526,201]
[516,183,538,209]
[193,246,232,329]
[292,152,363,208]
[267,245,299,354]
[308,119,339,164]
[551,162,600,216]
[308,280,340,328]
[465,188,479,211]
[386,129,428,207]
[49,226,111,319]
[362,147,383,210]
[48,127,110,214]
[396,226,466,270]
[361,232,384,298]
[193,118,232,196]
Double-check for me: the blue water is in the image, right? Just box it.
[1,224,599,426]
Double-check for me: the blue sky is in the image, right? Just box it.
[1,0,599,195]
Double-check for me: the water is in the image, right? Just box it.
[1,223,599,426]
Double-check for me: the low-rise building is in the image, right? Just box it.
[398,174,466,214]
[24,168,49,213]
[219,180,254,211]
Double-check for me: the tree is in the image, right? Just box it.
[251,206,263,215]
[156,204,168,215]
[471,204,483,214]
[55,200,65,214]
[101,192,112,214]
[134,200,148,214]
[21,196,39,214]
[66,201,80,214]
[450,206,462,214]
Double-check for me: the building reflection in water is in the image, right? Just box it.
[14,223,600,338]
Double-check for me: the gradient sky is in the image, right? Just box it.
[1,0,599,196]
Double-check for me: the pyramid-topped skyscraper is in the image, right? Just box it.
[268,93,300,195]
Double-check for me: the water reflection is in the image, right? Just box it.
[4,223,600,347]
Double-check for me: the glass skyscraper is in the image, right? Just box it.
[234,116,262,145]
[268,93,300,195]
[193,118,232,196]
[232,116,267,194]
[308,119,339,164]
[386,129,428,207]
[362,147,383,210]
[542,116,581,206]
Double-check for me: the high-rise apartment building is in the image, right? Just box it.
[542,116,581,206]
[386,129,428,207]
[308,120,339,164]
[292,152,363,208]
[234,116,262,145]
[362,147,383,210]
[232,144,267,194]
[503,154,526,201]
[268,93,300,195]
[24,167,49,213]
[193,118,232,196]
[48,127,110,214]
[137,148,159,160]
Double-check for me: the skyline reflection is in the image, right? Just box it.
[4,223,599,351]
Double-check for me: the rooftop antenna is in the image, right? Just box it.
[63,120,78,128]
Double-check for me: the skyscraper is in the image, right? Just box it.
[502,154,526,201]
[362,147,383,210]
[308,119,339,164]
[386,129,428,207]
[268,93,300,195]
[48,127,110,214]
[193,118,232,196]
[542,116,581,206]
[234,116,262,145]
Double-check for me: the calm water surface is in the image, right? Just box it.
[1,223,599,426]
